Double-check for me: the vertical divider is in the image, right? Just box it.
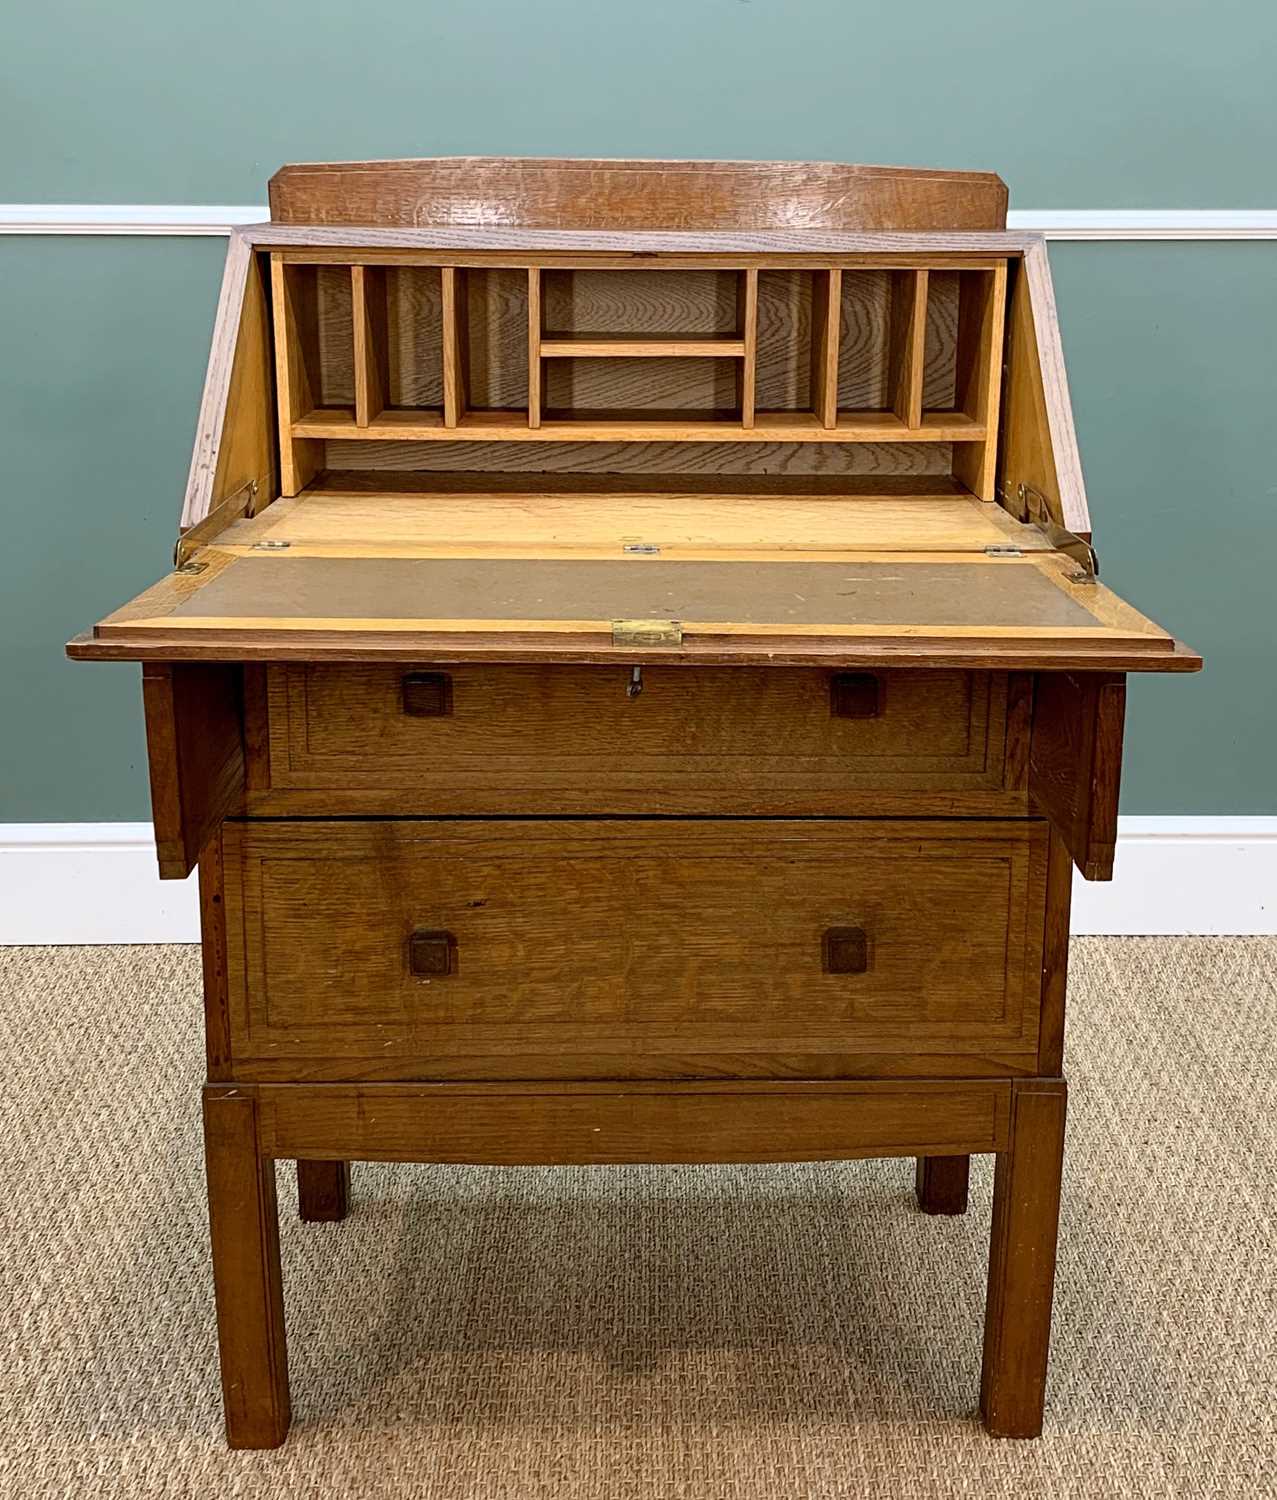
[952,261,1009,501]
[441,267,468,428]
[888,268,928,430]
[810,267,842,428]
[527,267,542,429]
[269,254,322,496]
[737,268,758,428]
[351,265,388,428]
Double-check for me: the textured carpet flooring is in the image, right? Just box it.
[1,939,1274,1499]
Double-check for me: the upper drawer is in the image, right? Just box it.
[252,665,1025,815]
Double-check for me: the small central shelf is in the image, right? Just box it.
[539,335,747,359]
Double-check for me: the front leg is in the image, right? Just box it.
[980,1080,1067,1438]
[203,1088,291,1449]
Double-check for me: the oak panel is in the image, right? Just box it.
[268,158,1009,233]
[253,1079,1014,1165]
[220,818,1048,1071]
[263,664,1013,813]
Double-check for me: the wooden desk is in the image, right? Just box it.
[70,157,1199,1448]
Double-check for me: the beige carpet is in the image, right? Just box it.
[1,939,1274,1499]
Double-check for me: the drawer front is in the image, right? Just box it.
[222,818,1047,1079]
[253,664,1025,816]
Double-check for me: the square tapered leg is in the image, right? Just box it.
[203,1088,291,1449]
[980,1080,1067,1438]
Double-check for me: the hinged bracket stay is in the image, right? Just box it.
[1012,482,1099,584]
[173,477,262,569]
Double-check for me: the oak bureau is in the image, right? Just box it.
[69,157,1201,1447]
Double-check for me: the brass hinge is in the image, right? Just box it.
[612,618,683,647]
[1011,482,1098,584]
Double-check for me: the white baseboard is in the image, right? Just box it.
[1069,817,1276,936]
[0,824,200,944]
[1,818,1274,945]
[1,205,1276,240]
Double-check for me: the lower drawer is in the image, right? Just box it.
[220,818,1048,1081]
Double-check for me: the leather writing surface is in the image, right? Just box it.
[169,556,1099,630]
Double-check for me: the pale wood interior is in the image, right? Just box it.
[272,252,1009,497]
[217,486,1045,554]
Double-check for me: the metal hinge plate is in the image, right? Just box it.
[985,544,1022,558]
[622,542,661,556]
[612,618,683,647]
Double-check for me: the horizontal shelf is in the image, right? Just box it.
[539,335,746,359]
[295,409,985,444]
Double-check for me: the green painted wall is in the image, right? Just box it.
[1,0,1274,819]
[1,237,1271,819]
[2,0,1275,207]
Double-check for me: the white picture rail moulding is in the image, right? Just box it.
[1,206,1275,239]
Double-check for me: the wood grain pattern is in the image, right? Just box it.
[981,1079,1068,1438]
[1030,671,1126,880]
[268,157,1008,233]
[351,265,387,426]
[999,249,1092,537]
[1019,242,1090,536]
[542,358,740,418]
[836,270,894,410]
[253,224,1036,258]
[202,1088,290,1449]
[198,838,234,1080]
[738,268,758,427]
[384,265,443,409]
[810,268,840,427]
[227,1048,1039,1086]
[463,268,528,410]
[261,664,1014,816]
[253,1080,1013,1165]
[542,267,740,336]
[182,235,252,529]
[756,269,814,414]
[951,265,1009,502]
[323,436,956,476]
[219,487,1029,554]
[888,269,928,427]
[440,266,466,426]
[220,818,1048,1072]
[527,268,542,428]
[269,257,323,495]
[73,628,1203,673]
[141,663,244,879]
[299,409,979,442]
[181,247,277,534]
[921,268,959,410]
[1036,827,1073,1073]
